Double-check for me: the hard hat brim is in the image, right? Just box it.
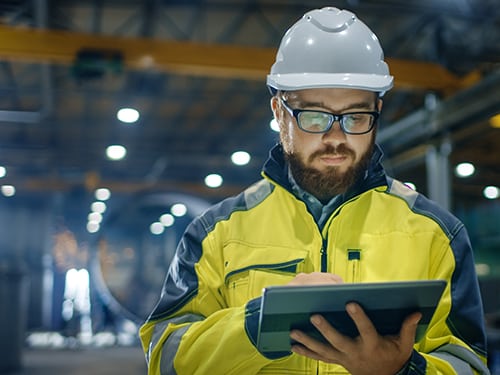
[267,73,393,93]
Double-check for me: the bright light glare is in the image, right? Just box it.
[455,162,475,178]
[87,221,100,233]
[204,174,223,188]
[490,113,500,128]
[1,185,15,197]
[404,182,416,191]
[231,151,251,166]
[150,222,164,235]
[171,203,187,217]
[88,212,103,223]
[95,188,111,201]
[483,186,500,200]
[0,166,6,178]
[117,108,140,123]
[270,118,279,132]
[91,201,107,213]
[160,213,175,227]
[475,263,490,276]
[106,145,127,160]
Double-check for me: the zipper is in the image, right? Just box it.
[347,249,361,282]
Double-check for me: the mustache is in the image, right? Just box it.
[308,144,356,162]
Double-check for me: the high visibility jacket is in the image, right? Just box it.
[140,144,489,374]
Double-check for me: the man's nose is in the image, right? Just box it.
[321,120,346,144]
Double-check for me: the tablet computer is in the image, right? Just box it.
[257,280,446,353]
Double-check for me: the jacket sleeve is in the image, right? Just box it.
[139,216,277,375]
[408,225,490,375]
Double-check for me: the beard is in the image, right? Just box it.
[285,140,374,204]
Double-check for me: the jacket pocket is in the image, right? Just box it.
[223,244,310,307]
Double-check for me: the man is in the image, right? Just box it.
[140,7,489,374]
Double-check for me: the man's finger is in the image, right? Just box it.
[345,303,378,341]
[399,312,422,346]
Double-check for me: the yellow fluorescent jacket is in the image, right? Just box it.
[140,144,489,375]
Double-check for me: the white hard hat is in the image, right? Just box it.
[267,7,393,96]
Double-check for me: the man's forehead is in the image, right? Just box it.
[282,89,378,109]
[283,88,377,101]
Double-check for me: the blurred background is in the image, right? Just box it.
[0,0,498,374]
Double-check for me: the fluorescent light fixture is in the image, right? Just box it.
[91,201,107,213]
[483,186,499,200]
[1,185,15,197]
[95,188,111,201]
[231,151,251,166]
[106,145,127,160]
[88,212,103,223]
[117,108,140,123]
[455,162,475,178]
[160,213,175,227]
[150,222,164,235]
[171,203,187,217]
[87,221,100,233]
[270,118,279,132]
[205,174,223,188]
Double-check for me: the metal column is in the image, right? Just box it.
[426,137,452,211]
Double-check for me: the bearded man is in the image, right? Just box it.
[140,7,489,375]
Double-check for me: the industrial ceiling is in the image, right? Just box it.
[0,0,499,206]
[0,0,499,321]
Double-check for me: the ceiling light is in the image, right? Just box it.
[270,118,279,132]
[87,221,100,233]
[404,182,416,190]
[160,213,175,227]
[88,212,103,223]
[231,151,251,166]
[91,201,107,213]
[0,166,6,178]
[150,222,164,235]
[95,188,111,201]
[106,145,127,160]
[1,185,15,197]
[171,203,187,217]
[483,186,499,200]
[475,263,490,277]
[205,174,223,188]
[117,108,140,123]
[489,113,500,128]
[455,162,475,178]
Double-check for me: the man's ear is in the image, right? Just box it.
[270,96,280,118]
[377,97,384,112]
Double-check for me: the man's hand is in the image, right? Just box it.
[287,272,343,286]
[289,302,421,375]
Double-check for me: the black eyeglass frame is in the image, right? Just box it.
[280,97,380,135]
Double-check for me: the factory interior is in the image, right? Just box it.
[0,0,499,374]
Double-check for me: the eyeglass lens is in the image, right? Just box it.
[298,111,374,134]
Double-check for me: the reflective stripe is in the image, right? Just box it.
[244,179,272,209]
[430,344,490,375]
[431,352,474,375]
[387,178,418,209]
[150,314,204,375]
[160,325,189,375]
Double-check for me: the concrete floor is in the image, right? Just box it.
[6,346,147,375]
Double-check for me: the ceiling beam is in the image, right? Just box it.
[0,25,479,93]
[378,69,500,163]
